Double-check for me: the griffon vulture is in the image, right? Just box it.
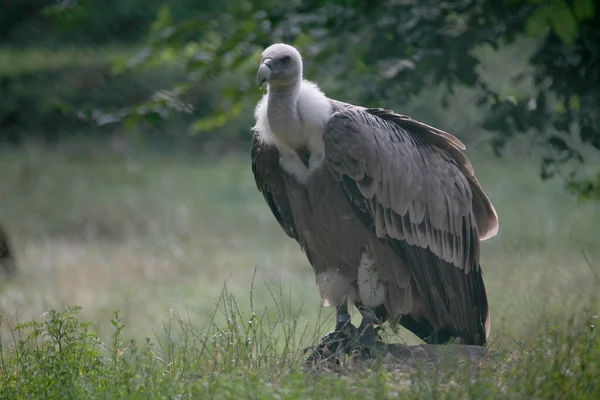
[251,43,498,350]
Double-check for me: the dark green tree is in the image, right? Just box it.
[85,0,599,200]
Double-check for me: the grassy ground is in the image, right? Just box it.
[0,143,599,397]
[1,143,599,339]
[1,36,599,397]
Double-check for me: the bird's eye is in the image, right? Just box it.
[281,56,291,65]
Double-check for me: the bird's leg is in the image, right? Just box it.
[319,302,357,347]
[357,314,379,347]
[356,305,384,350]
[304,302,358,362]
[335,302,351,331]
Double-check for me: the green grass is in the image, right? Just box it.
[0,298,598,398]
[0,144,599,397]
[2,35,599,398]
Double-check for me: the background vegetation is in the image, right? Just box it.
[1,0,599,397]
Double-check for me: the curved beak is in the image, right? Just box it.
[257,58,273,88]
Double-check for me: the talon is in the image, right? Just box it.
[305,308,359,365]
[305,303,386,367]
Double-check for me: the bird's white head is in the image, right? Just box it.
[257,43,303,89]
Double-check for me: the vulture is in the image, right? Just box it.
[251,43,499,351]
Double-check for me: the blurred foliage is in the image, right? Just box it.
[1,0,205,46]
[92,0,599,201]
[480,0,600,202]
[0,51,192,146]
[1,0,598,200]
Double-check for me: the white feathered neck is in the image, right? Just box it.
[253,79,333,184]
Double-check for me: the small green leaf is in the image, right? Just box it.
[526,5,554,37]
[573,0,595,20]
[192,101,243,133]
[151,5,173,33]
[293,32,311,48]
[123,114,140,131]
[143,112,163,126]
[192,113,228,132]
[569,94,580,110]
[526,0,580,44]
[550,0,578,44]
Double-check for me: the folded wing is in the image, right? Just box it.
[324,107,495,344]
[251,134,298,240]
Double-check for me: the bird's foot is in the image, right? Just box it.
[303,304,386,368]
[358,323,380,347]
[354,323,385,359]
[304,321,359,366]
[304,323,385,368]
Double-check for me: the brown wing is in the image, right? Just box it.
[367,109,498,241]
[251,133,297,240]
[324,106,496,345]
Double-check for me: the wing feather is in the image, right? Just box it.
[324,107,495,344]
[251,133,297,240]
